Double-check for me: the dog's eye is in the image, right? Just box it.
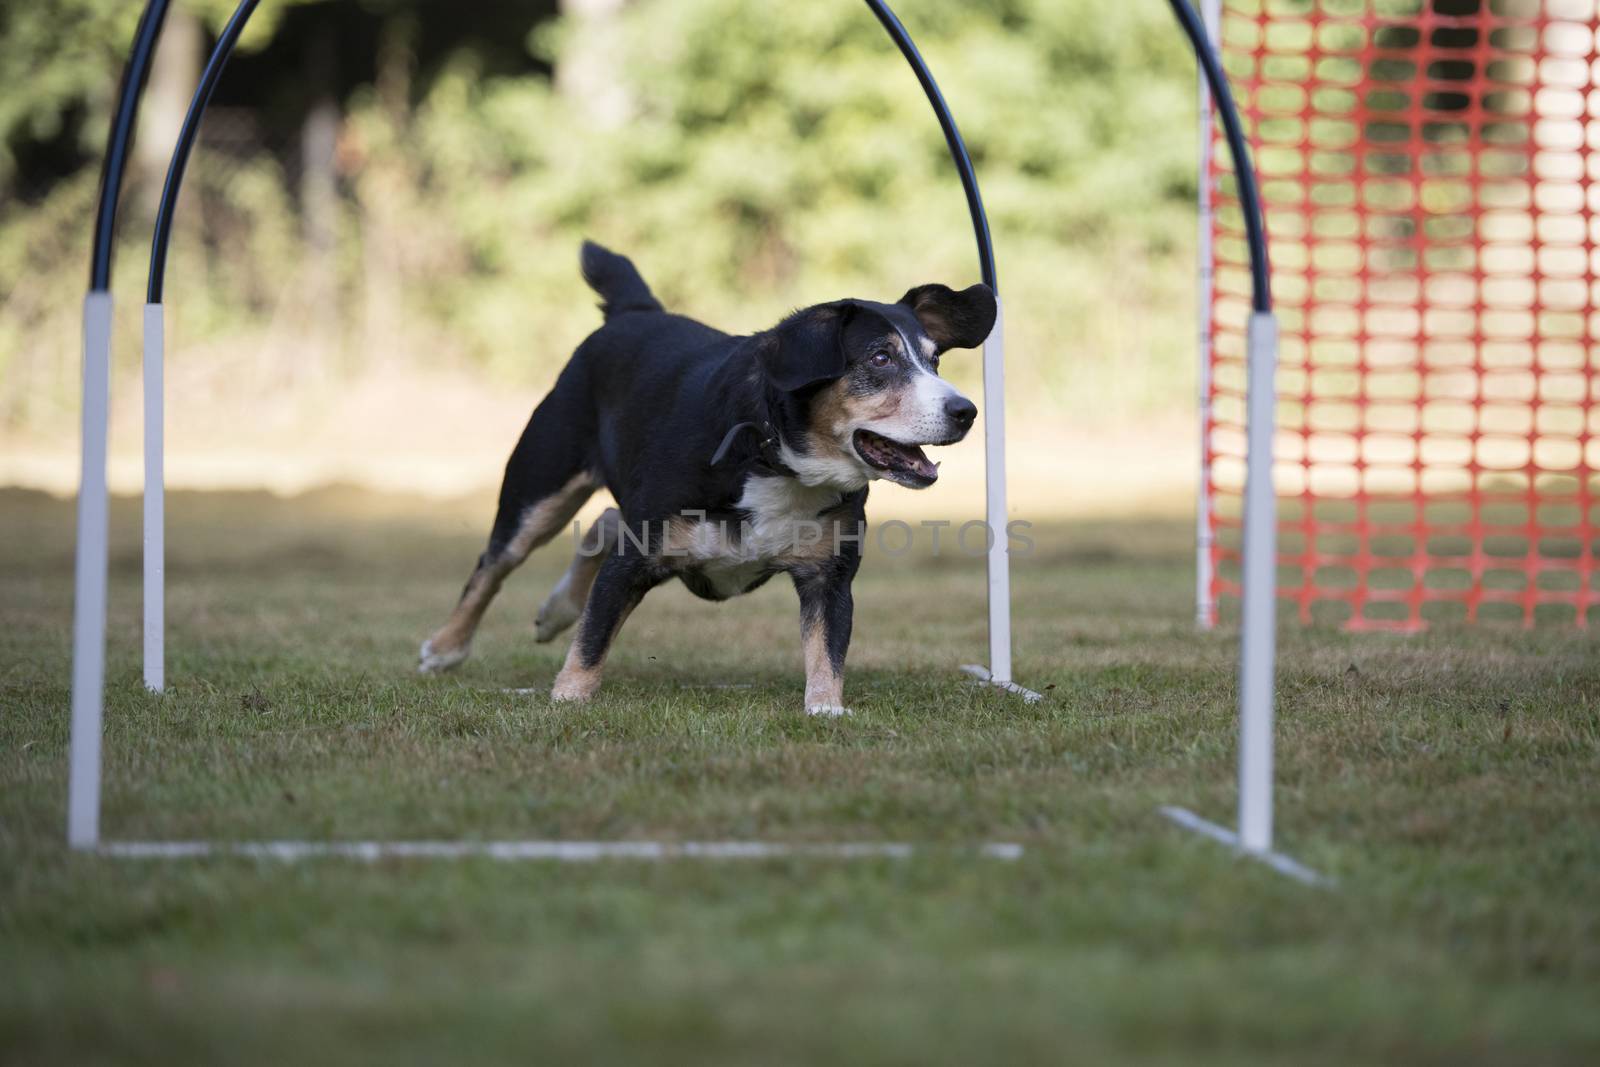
[868,350,893,369]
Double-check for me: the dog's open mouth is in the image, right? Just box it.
[853,429,940,488]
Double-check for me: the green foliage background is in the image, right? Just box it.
[0,0,1200,432]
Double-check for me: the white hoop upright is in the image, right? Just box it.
[143,303,164,692]
[975,298,1018,689]
[69,292,113,850]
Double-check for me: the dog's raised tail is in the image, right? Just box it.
[580,241,663,319]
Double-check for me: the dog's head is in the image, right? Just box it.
[759,283,996,489]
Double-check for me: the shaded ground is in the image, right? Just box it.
[1,488,1597,1064]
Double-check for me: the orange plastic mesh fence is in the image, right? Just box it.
[1205,0,1600,629]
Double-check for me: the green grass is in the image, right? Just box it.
[2,487,1598,1065]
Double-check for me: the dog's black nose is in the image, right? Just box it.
[944,395,977,427]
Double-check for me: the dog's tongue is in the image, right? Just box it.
[858,431,934,478]
[896,444,937,481]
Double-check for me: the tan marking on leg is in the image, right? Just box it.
[802,613,846,715]
[550,597,638,703]
[550,653,602,702]
[419,565,496,673]
[419,472,596,672]
[503,472,600,559]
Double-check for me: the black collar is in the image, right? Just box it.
[709,419,797,478]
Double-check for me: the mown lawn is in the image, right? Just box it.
[2,487,1597,1065]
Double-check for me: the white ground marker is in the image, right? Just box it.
[69,292,114,850]
[143,302,164,692]
[99,840,1025,862]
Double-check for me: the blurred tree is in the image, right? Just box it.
[0,0,312,200]
[135,7,202,214]
[0,0,146,198]
[1,0,1198,431]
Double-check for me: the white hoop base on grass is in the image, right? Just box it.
[959,664,1043,704]
[1159,808,1329,887]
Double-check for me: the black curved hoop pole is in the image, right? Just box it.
[90,0,173,291]
[864,0,998,293]
[1167,0,1271,312]
[148,0,261,304]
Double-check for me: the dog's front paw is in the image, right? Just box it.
[550,668,600,703]
[418,638,469,674]
[806,704,852,718]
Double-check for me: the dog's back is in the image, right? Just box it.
[569,245,743,478]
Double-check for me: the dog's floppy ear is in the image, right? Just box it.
[899,283,997,353]
[758,303,852,392]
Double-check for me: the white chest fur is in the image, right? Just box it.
[734,475,845,556]
[667,476,844,597]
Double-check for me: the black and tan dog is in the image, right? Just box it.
[419,242,995,715]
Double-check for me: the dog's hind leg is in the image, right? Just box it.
[419,470,596,673]
[419,388,599,673]
[535,507,619,643]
